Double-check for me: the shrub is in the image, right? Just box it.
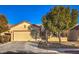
[0,35,11,43]
[0,35,4,43]
[3,35,11,42]
[38,41,47,48]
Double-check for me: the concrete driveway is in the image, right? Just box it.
[0,41,79,54]
[0,41,59,54]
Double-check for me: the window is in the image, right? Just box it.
[24,25,26,28]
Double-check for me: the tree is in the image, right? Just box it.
[0,15,8,33]
[42,6,78,43]
[42,16,49,43]
[28,25,40,41]
[70,9,78,27]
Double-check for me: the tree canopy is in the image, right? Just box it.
[42,6,79,43]
[0,15,8,33]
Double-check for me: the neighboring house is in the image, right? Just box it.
[1,21,41,41]
[68,24,79,41]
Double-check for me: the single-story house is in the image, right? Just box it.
[1,21,41,41]
[68,24,79,41]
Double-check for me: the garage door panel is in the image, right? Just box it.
[14,32,32,41]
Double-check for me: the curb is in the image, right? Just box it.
[0,42,12,47]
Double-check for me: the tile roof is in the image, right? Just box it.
[71,24,79,30]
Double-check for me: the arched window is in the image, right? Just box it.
[24,25,26,28]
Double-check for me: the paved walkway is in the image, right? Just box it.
[0,41,59,54]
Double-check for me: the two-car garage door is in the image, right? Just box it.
[13,31,33,41]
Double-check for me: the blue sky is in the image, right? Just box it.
[0,5,79,24]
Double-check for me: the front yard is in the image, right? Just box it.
[48,37,67,42]
[0,40,79,54]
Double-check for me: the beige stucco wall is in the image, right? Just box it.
[1,30,9,35]
[48,37,67,42]
[10,22,31,31]
[9,22,34,41]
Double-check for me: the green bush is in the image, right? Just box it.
[3,35,11,42]
[38,41,47,48]
[0,35,4,43]
[0,35,11,43]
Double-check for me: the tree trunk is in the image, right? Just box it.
[38,29,48,48]
[35,33,37,41]
[58,32,61,44]
[45,29,48,43]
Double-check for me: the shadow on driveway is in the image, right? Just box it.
[29,42,79,54]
